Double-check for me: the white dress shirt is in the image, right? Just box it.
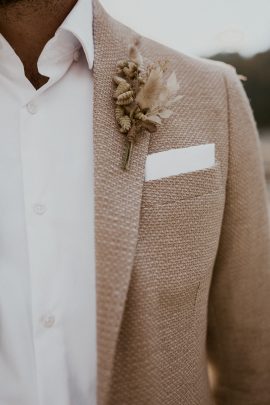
[0,0,96,404]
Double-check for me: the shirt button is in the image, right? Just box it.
[26,102,38,114]
[73,50,80,62]
[41,314,55,328]
[33,203,46,215]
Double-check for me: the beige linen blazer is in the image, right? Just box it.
[92,1,270,404]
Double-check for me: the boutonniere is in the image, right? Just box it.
[113,38,183,171]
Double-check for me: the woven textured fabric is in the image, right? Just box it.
[92,1,270,404]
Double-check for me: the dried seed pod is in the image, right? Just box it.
[115,105,125,123]
[117,90,134,101]
[134,111,147,122]
[138,76,146,85]
[119,115,132,133]
[123,69,136,79]
[117,97,134,106]
[117,90,134,105]
[123,62,138,79]
[114,81,131,98]
[129,61,138,70]
[113,75,126,85]
[117,60,129,69]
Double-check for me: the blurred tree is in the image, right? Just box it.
[209,51,270,129]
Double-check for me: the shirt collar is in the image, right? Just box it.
[0,0,94,84]
[58,0,94,70]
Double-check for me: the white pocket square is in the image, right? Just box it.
[145,143,215,181]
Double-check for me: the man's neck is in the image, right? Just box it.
[0,0,78,88]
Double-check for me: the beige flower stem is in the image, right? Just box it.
[123,139,134,171]
[122,123,137,171]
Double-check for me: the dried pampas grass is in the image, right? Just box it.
[136,66,164,110]
[113,37,183,170]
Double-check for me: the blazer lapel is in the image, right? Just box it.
[92,1,151,403]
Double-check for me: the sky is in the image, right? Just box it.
[100,0,270,57]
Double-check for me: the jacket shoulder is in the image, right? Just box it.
[138,34,237,82]
[105,6,238,85]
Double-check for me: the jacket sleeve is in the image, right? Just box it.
[207,65,270,405]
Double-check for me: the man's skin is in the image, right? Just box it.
[0,0,78,88]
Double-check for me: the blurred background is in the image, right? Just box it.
[101,0,270,194]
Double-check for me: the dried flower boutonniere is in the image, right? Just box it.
[113,39,183,171]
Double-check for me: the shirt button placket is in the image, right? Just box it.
[41,314,55,328]
[33,203,47,215]
[26,102,38,115]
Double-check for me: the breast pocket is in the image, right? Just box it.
[138,160,225,288]
[142,161,223,207]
